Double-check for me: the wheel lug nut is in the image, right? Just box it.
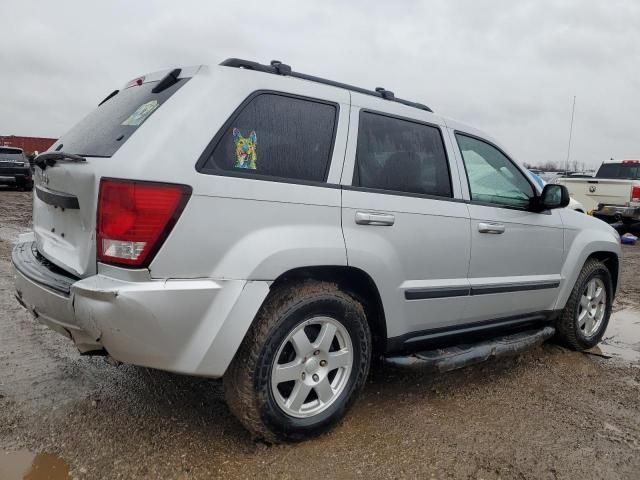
[314,350,320,356]
[320,360,327,367]
[301,372,306,380]
[312,374,319,382]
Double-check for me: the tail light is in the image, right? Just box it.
[97,179,191,267]
[632,185,640,203]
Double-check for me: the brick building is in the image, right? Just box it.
[0,135,57,155]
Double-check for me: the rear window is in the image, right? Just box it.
[201,93,338,182]
[51,79,189,158]
[596,163,640,179]
[0,148,25,161]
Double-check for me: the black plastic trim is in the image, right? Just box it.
[404,280,560,300]
[195,90,340,185]
[405,287,470,300]
[12,241,78,295]
[386,311,553,354]
[35,185,80,209]
[470,281,560,296]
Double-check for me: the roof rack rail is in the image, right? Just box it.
[219,58,433,113]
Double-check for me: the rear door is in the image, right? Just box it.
[452,131,564,323]
[341,101,471,342]
[32,67,199,277]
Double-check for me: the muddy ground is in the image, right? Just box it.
[1,189,639,479]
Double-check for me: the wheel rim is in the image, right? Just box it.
[270,316,353,418]
[578,277,606,337]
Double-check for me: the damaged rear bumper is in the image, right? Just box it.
[12,237,270,377]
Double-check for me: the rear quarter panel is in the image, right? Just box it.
[145,67,352,280]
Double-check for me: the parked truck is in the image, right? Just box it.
[557,159,640,225]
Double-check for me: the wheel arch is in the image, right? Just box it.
[587,250,619,295]
[270,265,388,356]
[556,234,621,310]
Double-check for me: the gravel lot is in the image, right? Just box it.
[1,189,639,479]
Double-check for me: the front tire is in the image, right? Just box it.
[224,280,371,442]
[556,259,613,351]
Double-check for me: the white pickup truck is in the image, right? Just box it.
[558,159,640,225]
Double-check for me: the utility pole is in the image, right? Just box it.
[565,96,576,175]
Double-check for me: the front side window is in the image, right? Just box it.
[456,134,533,209]
[204,93,337,182]
[354,112,452,197]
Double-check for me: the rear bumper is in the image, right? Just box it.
[12,239,269,378]
[593,205,640,224]
[0,170,31,185]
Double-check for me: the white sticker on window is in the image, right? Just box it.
[121,100,160,126]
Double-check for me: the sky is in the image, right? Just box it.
[1,0,639,169]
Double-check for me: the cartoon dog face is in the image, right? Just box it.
[233,128,257,169]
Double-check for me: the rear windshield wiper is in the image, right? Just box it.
[35,152,86,170]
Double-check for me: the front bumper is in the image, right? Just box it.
[12,239,269,377]
[593,205,640,224]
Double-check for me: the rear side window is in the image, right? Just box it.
[353,112,452,197]
[202,93,337,182]
[596,163,640,179]
[51,78,189,158]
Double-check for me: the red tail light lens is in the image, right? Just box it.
[97,179,191,267]
[632,185,640,203]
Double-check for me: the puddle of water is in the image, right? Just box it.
[599,309,640,362]
[0,451,69,480]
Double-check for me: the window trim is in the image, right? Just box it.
[454,131,537,211]
[351,109,454,199]
[195,90,340,186]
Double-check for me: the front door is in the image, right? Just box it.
[454,132,564,323]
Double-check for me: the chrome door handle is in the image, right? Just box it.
[355,211,395,226]
[478,222,505,234]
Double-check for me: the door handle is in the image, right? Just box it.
[478,222,505,234]
[355,211,395,226]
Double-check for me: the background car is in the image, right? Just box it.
[0,146,33,190]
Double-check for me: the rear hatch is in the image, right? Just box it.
[33,67,198,277]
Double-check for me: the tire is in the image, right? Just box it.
[21,181,33,191]
[224,280,371,442]
[555,259,613,351]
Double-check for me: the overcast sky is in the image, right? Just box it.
[1,0,639,169]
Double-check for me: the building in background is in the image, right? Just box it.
[0,135,56,155]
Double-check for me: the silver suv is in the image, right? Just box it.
[12,59,621,442]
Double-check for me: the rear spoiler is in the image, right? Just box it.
[98,65,203,106]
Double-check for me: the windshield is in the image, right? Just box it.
[596,163,640,179]
[50,78,189,158]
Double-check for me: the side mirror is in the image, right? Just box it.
[535,184,570,211]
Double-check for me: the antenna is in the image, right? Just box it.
[565,96,576,175]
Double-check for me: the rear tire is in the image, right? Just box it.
[555,259,612,351]
[224,280,371,443]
